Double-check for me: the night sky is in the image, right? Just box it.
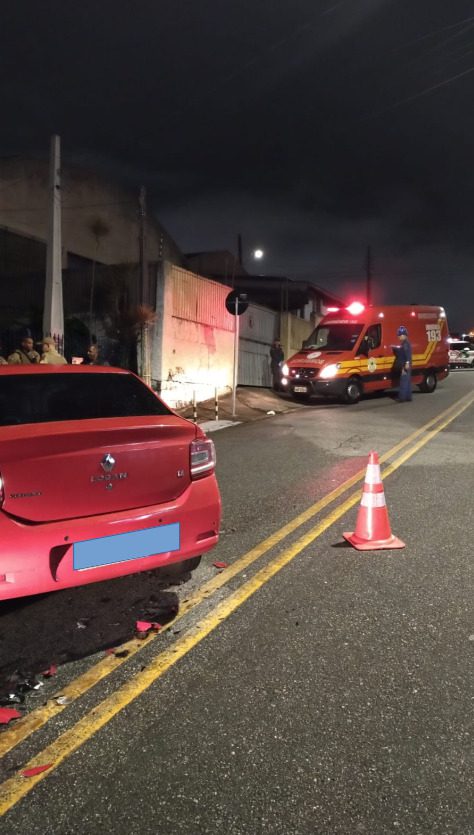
[1,1,473,330]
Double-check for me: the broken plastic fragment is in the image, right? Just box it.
[18,677,44,693]
[0,692,25,706]
[41,664,58,678]
[136,620,152,632]
[76,619,89,629]
[55,695,72,705]
[0,707,22,724]
[213,561,229,569]
[22,764,53,778]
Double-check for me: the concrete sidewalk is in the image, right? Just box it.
[178,386,304,430]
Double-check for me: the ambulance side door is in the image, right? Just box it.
[363,324,386,390]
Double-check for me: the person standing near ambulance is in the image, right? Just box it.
[396,326,412,402]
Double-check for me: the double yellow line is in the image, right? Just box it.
[1,390,473,815]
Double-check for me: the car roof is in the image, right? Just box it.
[0,365,131,376]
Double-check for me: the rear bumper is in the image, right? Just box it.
[0,476,221,600]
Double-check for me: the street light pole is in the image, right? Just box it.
[232,295,240,418]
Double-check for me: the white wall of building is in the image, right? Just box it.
[156,263,235,409]
[0,158,182,266]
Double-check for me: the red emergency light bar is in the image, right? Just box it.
[326,302,366,315]
[346,302,365,315]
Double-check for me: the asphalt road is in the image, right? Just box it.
[1,372,473,834]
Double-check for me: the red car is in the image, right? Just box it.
[0,366,221,600]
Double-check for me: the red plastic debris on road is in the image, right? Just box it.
[0,707,22,724]
[41,664,57,678]
[22,764,53,777]
[213,561,228,569]
[136,620,152,632]
[135,620,162,633]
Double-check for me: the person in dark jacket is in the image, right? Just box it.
[395,326,412,402]
[7,329,40,364]
[84,343,109,366]
[270,339,284,390]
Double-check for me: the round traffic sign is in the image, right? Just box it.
[225,291,249,316]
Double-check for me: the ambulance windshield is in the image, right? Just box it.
[304,323,364,352]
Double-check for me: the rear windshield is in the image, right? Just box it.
[0,372,172,426]
[449,342,469,351]
[305,323,364,351]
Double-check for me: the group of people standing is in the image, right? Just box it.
[0,329,106,367]
[0,330,66,366]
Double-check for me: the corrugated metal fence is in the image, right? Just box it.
[172,267,234,331]
[171,270,279,388]
[238,303,278,387]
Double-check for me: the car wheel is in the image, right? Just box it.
[161,555,202,579]
[419,370,437,393]
[343,377,362,404]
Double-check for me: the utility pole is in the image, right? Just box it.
[237,233,243,269]
[366,245,372,307]
[139,186,148,306]
[138,186,152,386]
[43,134,64,349]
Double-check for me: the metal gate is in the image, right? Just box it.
[238,303,279,387]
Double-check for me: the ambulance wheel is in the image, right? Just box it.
[419,370,437,393]
[343,377,362,404]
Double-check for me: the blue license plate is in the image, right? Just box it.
[73,523,180,571]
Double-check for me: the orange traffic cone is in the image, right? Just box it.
[343,451,405,550]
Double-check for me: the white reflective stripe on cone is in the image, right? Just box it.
[365,464,382,485]
[361,492,386,508]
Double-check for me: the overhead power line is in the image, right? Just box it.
[392,15,474,53]
[364,65,474,120]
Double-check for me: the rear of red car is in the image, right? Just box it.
[0,366,221,600]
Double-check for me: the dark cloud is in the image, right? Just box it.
[1,0,473,329]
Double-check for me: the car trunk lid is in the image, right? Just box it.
[0,417,196,523]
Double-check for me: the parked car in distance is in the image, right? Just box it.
[448,340,474,369]
[0,366,221,600]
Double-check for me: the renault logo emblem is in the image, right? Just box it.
[101,453,116,473]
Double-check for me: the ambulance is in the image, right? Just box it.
[281,303,450,403]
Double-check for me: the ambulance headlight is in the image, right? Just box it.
[320,363,341,379]
[282,363,289,376]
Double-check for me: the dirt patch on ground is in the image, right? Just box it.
[178,387,303,425]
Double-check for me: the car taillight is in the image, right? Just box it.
[190,438,216,478]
